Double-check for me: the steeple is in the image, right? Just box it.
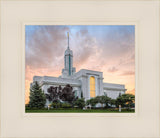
[67,32,70,49]
[64,32,72,57]
[61,32,76,78]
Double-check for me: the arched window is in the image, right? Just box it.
[90,76,96,98]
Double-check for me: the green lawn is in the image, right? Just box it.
[25,108,135,113]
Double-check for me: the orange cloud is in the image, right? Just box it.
[126,88,135,95]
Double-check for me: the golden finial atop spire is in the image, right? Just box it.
[67,32,69,49]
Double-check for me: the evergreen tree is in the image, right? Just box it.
[29,81,46,108]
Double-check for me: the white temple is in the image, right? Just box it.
[31,32,126,105]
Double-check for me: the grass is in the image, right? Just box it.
[25,108,135,113]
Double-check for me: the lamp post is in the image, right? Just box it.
[48,105,50,110]
[119,105,121,112]
[129,97,131,110]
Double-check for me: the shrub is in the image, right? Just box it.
[51,102,62,108]
[61,103,72,108]
[74,98,85,109]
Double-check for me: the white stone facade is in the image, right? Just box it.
[30,35,127,105]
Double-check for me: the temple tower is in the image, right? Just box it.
[62,32,76,78]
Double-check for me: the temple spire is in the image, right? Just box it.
[62,32,76,78]
[67,32,69,49]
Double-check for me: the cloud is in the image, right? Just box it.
[126,88,135,95]
[119,71,135,76]
[107,66,119,73]
[25,25,69,70]
[97,26,135,63]
[72,28,97,69]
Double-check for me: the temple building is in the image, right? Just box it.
[31,32,126,105]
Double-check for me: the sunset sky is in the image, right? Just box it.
[25,25,135,104]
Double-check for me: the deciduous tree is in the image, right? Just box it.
[74,98,85,109]
[116,94,135,109]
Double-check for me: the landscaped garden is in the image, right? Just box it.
[26,108,135,113]
[25,81,135,113]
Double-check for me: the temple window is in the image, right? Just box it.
[90,76,96,98]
